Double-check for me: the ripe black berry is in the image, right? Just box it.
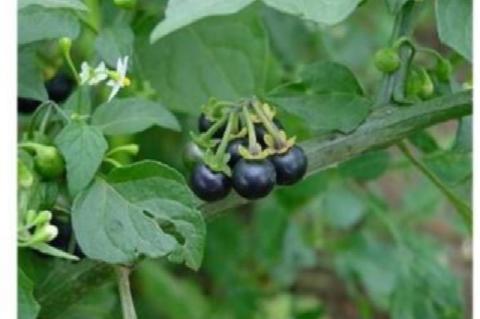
[232,159,276,199]
[255,118,283,146]
[198,113,225,138]
[226,138,247,167]
[190,163,231,201]
[270,145,307,185]
[18,97,41,114]
[46,73,75,103]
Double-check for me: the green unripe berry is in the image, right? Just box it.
[113,0,137,9]
[418,68,434,99]
[406,69,422,97]
[374,48,401,73]
[435,58,452,82]
[34,145,65,179]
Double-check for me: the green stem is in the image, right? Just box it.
[106,144,139,157]
[103,158,123,168]
[397,141,472,231]
[39,104,53,134]
[375,1,416,107]
[115,266,138,319]
[215,112,237,161]
[28,101,53,137]
[242,105,258,152]
[62,47,80,84]
[201,114,228,140]
[18,142,48,153]
[250,101,282,144]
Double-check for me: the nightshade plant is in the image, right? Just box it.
[18,0,472,319]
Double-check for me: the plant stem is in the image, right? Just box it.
[103,157,123,168]
[397,141,472,231]
[242,105,258,152]
[250,101,282,143]
[115,266,137,319]
[215,111,237,160]
[201,114,228,140]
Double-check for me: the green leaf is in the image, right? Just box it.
[35,260,114,319]
[95,24,134,67]
[72,161,205,269]
[18,48,48,101]
[338,150,390,181]
[299,61,363,94]
[268,93,371,133]
[19,269,40,319]
[55,121,108,195]
[18,0,88,11]
[384,0,410,14]
[137,7,269,114]
[91,98,181,135]
[30,243,79,261]
[435,0,472,61]
[19,6,81,45]
[150,0,255,42]
[263,0,362,25]
[321,184,366,229]
[135,260,210,319]
[62,86,92,116]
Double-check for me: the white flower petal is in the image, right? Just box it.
[108,85,121,102]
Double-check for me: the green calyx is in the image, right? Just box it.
[374,47,401,74]
[264,131,296,154]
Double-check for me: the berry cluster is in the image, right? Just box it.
[186,98,307,202]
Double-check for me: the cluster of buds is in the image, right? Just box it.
[18,210,58,247]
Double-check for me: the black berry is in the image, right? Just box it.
[190,163,231,201]
[270,145,307,185]
[18,97,41,114]
[226,138,247,167]
[232,159,276,199]
[46,73,75,103]
[198,113,225,138]
[255,118,283,146]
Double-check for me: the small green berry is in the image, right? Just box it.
[435,58,452,82]
[374,48,401,73]
[34,146,65,179]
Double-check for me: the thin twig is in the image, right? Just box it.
[397,141,472,231]
[115,266,138,319]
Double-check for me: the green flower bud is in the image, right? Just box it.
[25,210,37,225]
[34,145,65,179]
[58,37,72,54]
[33,210,53,226]
[29,224,58,244]
[374,48,401,73]
[435,58,452,82]
[18,161,34,188]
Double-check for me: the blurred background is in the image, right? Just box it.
[18,0,472,318]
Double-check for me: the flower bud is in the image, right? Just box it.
[34,145,65,179]
[29,224,58,244]
[59,37,72,54]
[33,210,53,226]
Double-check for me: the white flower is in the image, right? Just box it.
[79,62,108,85]
[107,56,131,102]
